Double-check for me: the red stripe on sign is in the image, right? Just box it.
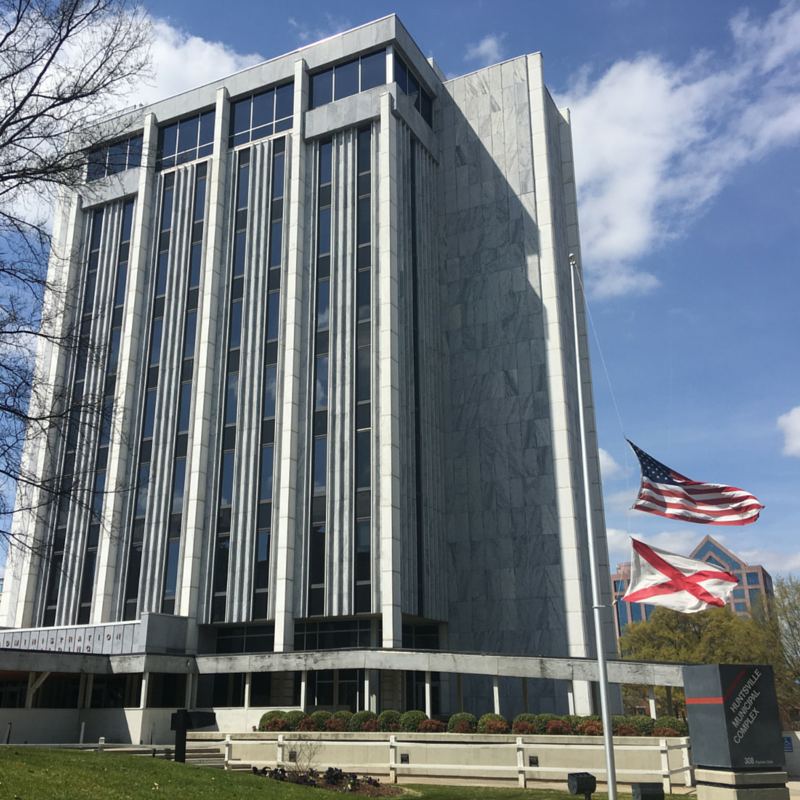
[685,697,723,704]
[723,669,747,702]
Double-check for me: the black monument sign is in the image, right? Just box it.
[170,709,216,763]
[683,664,784,770]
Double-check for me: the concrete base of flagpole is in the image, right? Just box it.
[696,768,789,800]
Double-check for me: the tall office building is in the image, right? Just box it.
[0,16,614,733]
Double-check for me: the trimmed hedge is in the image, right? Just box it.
[656,716,688,736]
[284,710,307,731]
[512,713,538,726]
[533,713,559,734]
[310,710,331,731]
[477,713,508,734]
[258,710,287,731]
[349,710,377,732]
[630,715,656,735]
[378,710,401,732]
[448,712,478,733]
[419,719,447,733]
[399,710,428,732]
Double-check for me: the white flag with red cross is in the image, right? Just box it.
[621,538,739,614]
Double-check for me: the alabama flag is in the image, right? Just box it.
[622,538,739,614]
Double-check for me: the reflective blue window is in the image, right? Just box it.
[172,458,186,515]
[260,446,274,503]
[313,438,327,494]
[749,588,761,605]
[733,588,745,599]
[746,571,760,585]
[735,602,747,613]
[263,366,277,418]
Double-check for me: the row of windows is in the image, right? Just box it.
[229,83,294,148]
[87,135,143,181]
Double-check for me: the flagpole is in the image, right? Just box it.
[569,253,618,800]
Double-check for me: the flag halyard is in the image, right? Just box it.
[628,440,764,526]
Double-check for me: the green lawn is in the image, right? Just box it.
[0,748,683,800]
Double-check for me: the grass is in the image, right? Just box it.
[0,748,687,800]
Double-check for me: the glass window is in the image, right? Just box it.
[617,602,628,627]
[136,464,150,517]
[156,251,169,296]
[253,89,274,127]
[149,319,163,365]
[229,300,243,348]
[214,537,230,592]
[193,176,207,222]
[317,207,331,255]
[360,50,386,91]
[735,602,747,613]
[335,59,359,100]
[266,292,280,341]
[107,327,121,375]
[746,572,760,585]
[114,263,128,306]
[219,451,235,506]
[394,54,408,93]
[160,123,178,160]
[199,111,215,147]
[630,603,642,622]
[357,270,370,321]
[313,438,327,494]
[100,397,114,446]
[275,83,294,122]
[317,280,330,330]
[128,136,143,169]
[237,160,250,209]
[254,531,270,590]
[225,373,239,426]
[319,141,332,185]
[269,222,282,268]
[315,356,328,410]
[357,196,370,245]
[749,588,761,604]
[733,588,745,599]
[260,446,274,503]
[311,69,333,109]
[178,382,192,433]
[92,471,106,519]
[272,153,285,200]
[356,348,370,402]
[183,310,197,359]
[177,115,199,155]
[358,128,371,173]
[356,430,370,489]
[232,97,251,136]
[263,366,277,418]
[233,230,247,276]
[143,389,157,439]
[163,540,180,600]
[189,242,203,288]
[172,458,186,514]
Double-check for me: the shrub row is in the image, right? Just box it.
[258,709,688,737]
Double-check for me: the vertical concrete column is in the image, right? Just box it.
[4,190,83,628]
[180,87,230,641]
[364,671,371,713]
[566,680,575,714]
[140,672,149,709]
[299,670,307,711]
[648,685,658,719]
[273,58,308,653]
[185,673,194,709]
[244,673,252,709]
[527,53,592,716]
[84,674,94,709]
[94,114,158,624]
[492,676,501,716]
[424,671,432,719]
[377,91,401,648]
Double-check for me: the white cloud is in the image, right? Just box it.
[738,549,800,574]
[556,0,800,298]
[777,406,800,457]
[464,34,505,68]
[127,19,264,107]
[606,527,707,564]
[604,488,636,513]
[288,14,352,46]
[599,448,621,479]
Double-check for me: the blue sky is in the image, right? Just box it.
[3,0,799,580]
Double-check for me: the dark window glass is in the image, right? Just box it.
[163,540,180,603]
[360,50,386,91]
[114,262,128,306]
[107,327,122,374]
[220,451,235,506]
[87,149,106,182]
[260,446,274,503]
[263,366,277,419]
[161,184,174,229]
[358,128,371,173]
[233,230,247,276]
[407,70,420,105]
[267,292,280,341]
[229,300,243,348]
[335,59,359,100]
[421,91,433,126]
[189,242,203,288]
[128,136,143,169]
[357,197,371,245]
[199,111,215,145]
[747,572,760,586]
[178,382,192,433]
[136,464,150,517]
[253,89,274,127]
[315,356,328,410]
[319,141,332,185]
[225,373,239,426]
[214,538,229,593]
[143,389,157,438]
[108,142,128,174]
[149,319,163,365]
[356,520,370,582]
[272,153,285,200]
[237,161,250,209]
[92,471,106,519]
[275,83,294,120]
[183,310,197,359]
[100,397,114,446]
[156,251,169,296]
[357,270,370,321]
[311,69,333,109]
[313,438,327,494]
[232,97,251,135]
[309,525,326,584]
[160,124,178,159]
[194,177,207,222]
[316,280,330,330]
[172,458,186,514]
[255,531,270,591]
[178,115,199,154]
[394,54,408,93]
[270,222,282,268]
[356,431,370,489]
[357,348,370,402]
[317,207,331,255]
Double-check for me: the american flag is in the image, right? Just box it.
[628,441,764,526]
